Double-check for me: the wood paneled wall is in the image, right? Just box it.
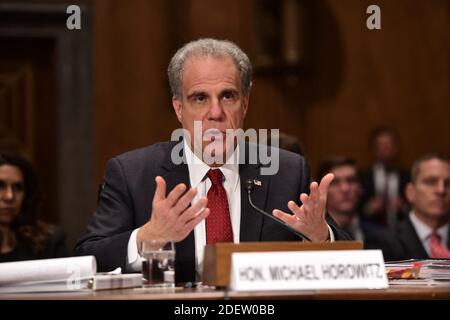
[300,0,449,176]
[0,38,58,223]
[93,0,449,185]
[93,0,174,185]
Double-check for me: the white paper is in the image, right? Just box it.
[0,256,96,286]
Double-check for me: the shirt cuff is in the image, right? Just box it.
[126,228,142,272]
[327,224,335,242]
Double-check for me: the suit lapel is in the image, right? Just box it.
[398,217,429,258]
[161,144,196,283]
[238,145,271,242]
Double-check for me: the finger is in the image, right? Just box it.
[153,176,167,202]
[299,193,309,204]
[289,202,308,221]
[181,208,210,235]
[300,193,313,214]
[165,183,188,207]
[318,173,334,197]
[179,197,208,224]
[172,187,198,214]
[273,209,298,225]
[287,201,301,216]
[308,181,322,216]
[309,181,319,203]
[317,173,334,213]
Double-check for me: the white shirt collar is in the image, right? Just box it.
[436,223,449,244]
[409,211,449,242]
[182,139,239,191]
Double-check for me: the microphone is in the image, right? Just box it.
[245,179,312,242]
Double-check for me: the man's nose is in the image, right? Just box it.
[435,180,447,194]
[1,187,15,201]
[340,182,351,192]
[208,98,224,120]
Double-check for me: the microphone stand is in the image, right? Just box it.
[246,180,312,242]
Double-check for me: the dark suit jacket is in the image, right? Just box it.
[75,141,351,283]
[365,216,450,261]
[360,165,410,227]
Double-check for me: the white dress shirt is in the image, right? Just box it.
[126,140,335,275]
[373,163,399,199]
[373,163,400,228]
[126,140,241,274]
[184,140,241,279]
[409,211,449,256]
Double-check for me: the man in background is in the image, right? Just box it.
[369,154,450,261]
[318,156,378,242]
[360,127,410,231]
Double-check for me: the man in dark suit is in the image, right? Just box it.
[366,154,450,261]
[75,38,350,283]
[360,127,410,231]
[317,156,382,242]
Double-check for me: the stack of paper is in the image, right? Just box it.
[0,256,143,293]
[88,273,143,291]
[0,256,97,293]
[385,259,450,286]
[418,259,450,280]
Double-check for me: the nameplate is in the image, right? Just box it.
[230,250,388,291]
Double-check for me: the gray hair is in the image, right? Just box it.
[168,38,252,99]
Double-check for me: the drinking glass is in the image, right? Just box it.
[140,240,175,288]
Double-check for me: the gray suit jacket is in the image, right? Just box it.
[75,141,350,283]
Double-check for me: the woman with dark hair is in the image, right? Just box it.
[0,151,67,262]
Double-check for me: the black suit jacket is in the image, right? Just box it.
[75,141,350,283]
[360,165,410,226]
[365,216,450,261]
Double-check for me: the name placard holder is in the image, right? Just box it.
[230,250,388,291]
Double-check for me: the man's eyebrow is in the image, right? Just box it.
[220,88,239,94]
[421,175,440,181]
[0,180,24,187]
[186,91,207,100]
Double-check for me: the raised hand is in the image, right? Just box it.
[137,176,210,247]
[273,173,334,242]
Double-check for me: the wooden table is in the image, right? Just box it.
[1,285,449,300]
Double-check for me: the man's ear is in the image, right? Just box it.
[405,182,415,204]
[172,96,182,123]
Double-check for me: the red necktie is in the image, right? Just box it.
[430,231,450,258]
[205,169,233,244]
